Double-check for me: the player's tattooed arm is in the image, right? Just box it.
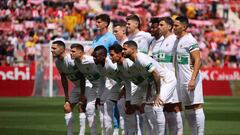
[60,73,69,103]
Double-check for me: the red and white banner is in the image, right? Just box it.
[201,68,240,81]
[0,66,239,96]
[0,65,35,96]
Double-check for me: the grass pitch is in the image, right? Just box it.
[0,96,240,135]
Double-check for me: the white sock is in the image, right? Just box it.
[136,112,144,135]
[99,105,106,135]
[125,114,137,135]
[87,114,97,135]
[165,112,177,135]
[113,128,119,135]
[79,113,86,135]
[65,112,73,135]
[117,99,125,134]
[196,108,205,135]
[154,106,165,135]
[176,111,184,135]
[142,113,152,135]
[119,115,125,132]
[186,109,197,135]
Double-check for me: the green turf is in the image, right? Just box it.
[0,96,240,135]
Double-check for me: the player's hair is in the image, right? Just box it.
[52,40,65,49]
[109,44,122,53]
[93,45,107,56]
[161,16,174,30]
[70,43,84,52]
[113,21,127,28]
[175,16,189,27]
[95,14,111,27]
[150,17,162,24]
[126,14,141,29]
[123,40,138,50]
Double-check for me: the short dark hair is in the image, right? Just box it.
[70,43,84,52]
[175,16,189,27]
[123,40,138,50]
[126,14,141,29]
[109,44,122,53]
[150,17,162,24]
[113,21,127,28]
[52,40,65,49]
[95,14,111,27]
[161,16,174,30]
[93,45,107,56]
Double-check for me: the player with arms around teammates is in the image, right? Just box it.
[174,16,205,135]
[51,39,87,135]
[70,43,106,135]
[92,45,131,135]
[122,41,177,135]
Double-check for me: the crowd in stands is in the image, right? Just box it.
[0,0,240,68]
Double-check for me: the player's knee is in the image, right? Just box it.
[78,103,86,113]
[86,104,95,115]
[64,103,72,113]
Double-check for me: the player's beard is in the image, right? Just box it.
[123,52,130,58]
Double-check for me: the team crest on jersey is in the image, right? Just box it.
[138,40,141,44]
[166,44,169,47]
[104,38,107,43]
[180,44,183,48]
[86,67,89,71]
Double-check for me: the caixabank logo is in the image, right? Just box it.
[0,67,35,80]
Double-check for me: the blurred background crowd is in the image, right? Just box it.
[0,0,240,68]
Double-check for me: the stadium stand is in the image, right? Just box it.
[0,0,240,68]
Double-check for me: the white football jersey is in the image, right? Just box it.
[151,34,180,103]
[132,53,175,84]
[75,55,105,98]
[175,33,202,84]
[117,58,137,101]
[55,53,81,86]
[97,57,122,83]
[152,34,177,71]
[75,55,102,84]
[118,37,128,46]
[128,31,154,54]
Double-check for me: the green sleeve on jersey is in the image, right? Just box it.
[145,63,154,71]
[129,76,145,85]
[86,73,100,81]
[138,49,148,54]
[189,43,199,52]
